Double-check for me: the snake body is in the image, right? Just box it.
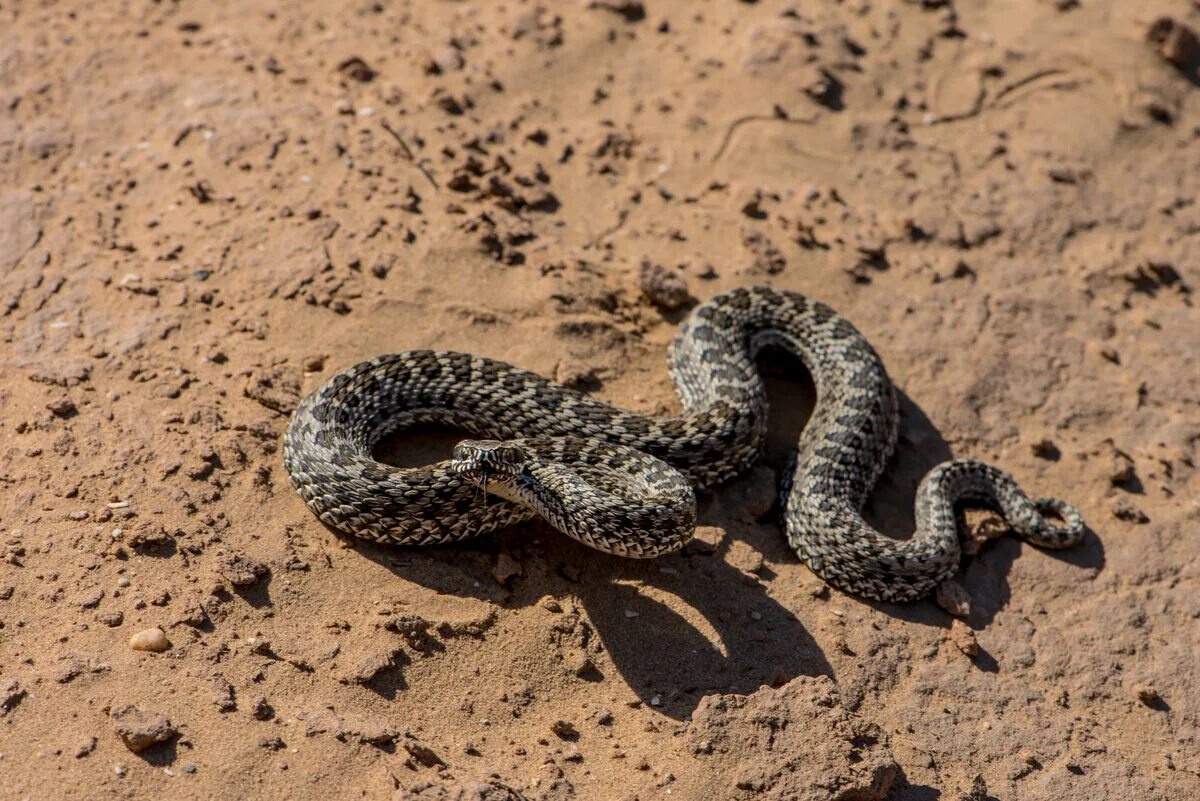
[283,287,1084,602]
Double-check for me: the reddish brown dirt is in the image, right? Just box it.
[1,2,1198,800]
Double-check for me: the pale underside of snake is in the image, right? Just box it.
[283,287,1085,602]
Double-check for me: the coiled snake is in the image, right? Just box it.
[283,287,1085,602]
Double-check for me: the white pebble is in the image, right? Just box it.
[129,627,170,652]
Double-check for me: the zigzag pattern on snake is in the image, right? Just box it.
[283,287,1085,602]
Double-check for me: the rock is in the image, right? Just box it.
[802,67,844,110]
[337,56,376,82]
[1146,17,1200,75]
[243,366,300,414]
[740,189,768,219]
[637,261,691,310]
[687,675,897,801]
[27,359,90,388]
[550,719,579,740]
[433,91,466,116]
[1108,449,1136,487]
[386,614,440,655]
[99,611,124,627]
[583,0,646,22]
[245,636,272,655]
[1110,497,1149,524]
[112,705,178,753]
[128,521,172,549]
[1,679,26,715]
[78,588,104,609]
[935,578,972,619]
[251,696,275,721]
[687,525,723,555]
[1030,439,1061,460]
[54,657,90,683]
[219,553,270,587]
[949,619,979,657]
[47,397,77,417]
[211,675,236,712]
[353,647,404,683]
[568,651,599,679]
[299,709,399,745]
[74,736,98,758]
[420,45,465,75]
[129,627,170,653]
[404,738,447,767]
[493,552,523,586]
[1133,683,1166,709]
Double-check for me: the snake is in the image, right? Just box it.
[283,287,1085,602]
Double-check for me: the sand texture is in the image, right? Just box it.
[1,1,1198,799]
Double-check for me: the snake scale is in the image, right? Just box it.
[283,287,1085,602]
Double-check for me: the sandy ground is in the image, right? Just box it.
[2,1,1199,799]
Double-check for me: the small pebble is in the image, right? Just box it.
[99,611,124,627]
[637,260,691,310]
[949,619,979,657]
[129,627,170,653]
[47,398,77,417]
[1146,17,1200,73]
[493,552,523,585]
[1133,683,1165,709]
[936,578,972,619]
[245,636,272,655]
[550,720,579,739]
[78,588,104,609]
[112,706,177,753]
[1030,439,1061,460]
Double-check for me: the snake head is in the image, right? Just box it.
[451,440,528,486]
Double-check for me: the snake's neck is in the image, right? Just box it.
[475,474,530,507]
[473,465,579,538]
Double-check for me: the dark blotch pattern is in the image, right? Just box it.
[283,287,1085,601]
